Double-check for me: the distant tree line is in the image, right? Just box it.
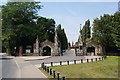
[1,2,68,54]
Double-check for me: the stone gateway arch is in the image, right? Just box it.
[33,29,61,56]
[40,40,60,56]
[83,40,103,56]
[75,40,103,56]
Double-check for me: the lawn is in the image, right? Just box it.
[48,56,119,78]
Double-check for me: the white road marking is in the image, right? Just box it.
[14,60,21,78]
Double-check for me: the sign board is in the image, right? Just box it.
[26,49,31,53]
[43,50,47,52]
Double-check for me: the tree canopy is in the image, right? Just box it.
[57,24,68,50]
[2,2,68,54]
[81,19,91,42]
[92,13,120,53]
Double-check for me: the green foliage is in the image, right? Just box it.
[81,19,91,42]
[1,2,68,53]
[111,13,120,49]
[92,13,120,52]
[57,24,68,50]
[1,2,56,53]
[36,17,55,42]
[2,2,42,53]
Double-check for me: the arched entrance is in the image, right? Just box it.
[84,40,103,56]
[42,46,51,56]
[86,46,95,56]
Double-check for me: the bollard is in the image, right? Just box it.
[99,57,101,61]
[45,66,46,71]
[60,61,62,65]
[57,73,60,80]
[91,59,93,62]
[74,60,76,64]
[43,64,45,70]
[102,57,104,60]
[41,62,44,68]
[81,59,83,63]
[62,76,65,80]
[95,58,97,61]
[67,61,69,65]
[51,62,53,66]
[53,71,56,78]
[47,67,49,73]
[49,68,52,75]
[87,59,89,62]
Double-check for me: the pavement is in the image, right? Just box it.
[19,56,51,61]
[14,57,47,78]
[0,53,7,56]
[1,55,47,78]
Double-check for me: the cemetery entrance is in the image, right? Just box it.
[42,46,51,56]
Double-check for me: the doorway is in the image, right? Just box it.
[42,46,51,56]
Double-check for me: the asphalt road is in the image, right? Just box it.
[29,49,85,65]
[0,55,2,80]
[1,55,20,78]
[1,55,47,79]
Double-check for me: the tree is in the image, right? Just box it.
[57,24,68,50]
[36,17,55,42]
[111,13,120,49]
[2,2,42,53]
[92,14,120,53]
[81,19,91,42]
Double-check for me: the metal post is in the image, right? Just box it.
[57,73,60,80]
[53,71,56,78]
[45,66,46,71]
[81,59,83,63]
[87,59,89,62]
[60,61,62,65]
[74,60,76,64]
[96,58,97,61]
[102,57,104,60]
[50,68,52,75]
[47,67,49,73]
[51,62,53,66]
[91,59,93,62]
[67,61,69,65]
[99,57,101,61]
[41,62,44,68]
[62,76,65,80]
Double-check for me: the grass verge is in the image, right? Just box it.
[39,56,119,79]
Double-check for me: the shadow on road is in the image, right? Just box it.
[0,58,13,60]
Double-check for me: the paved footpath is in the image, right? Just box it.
[13,57,47,78]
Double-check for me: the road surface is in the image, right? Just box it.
[29,49,85,65]
[1,55,47,79]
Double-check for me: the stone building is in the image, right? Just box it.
[33,29,61,56]
[75,27,103,56]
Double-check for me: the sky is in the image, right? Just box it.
[0,1,119,44]
[38,2,118,43]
